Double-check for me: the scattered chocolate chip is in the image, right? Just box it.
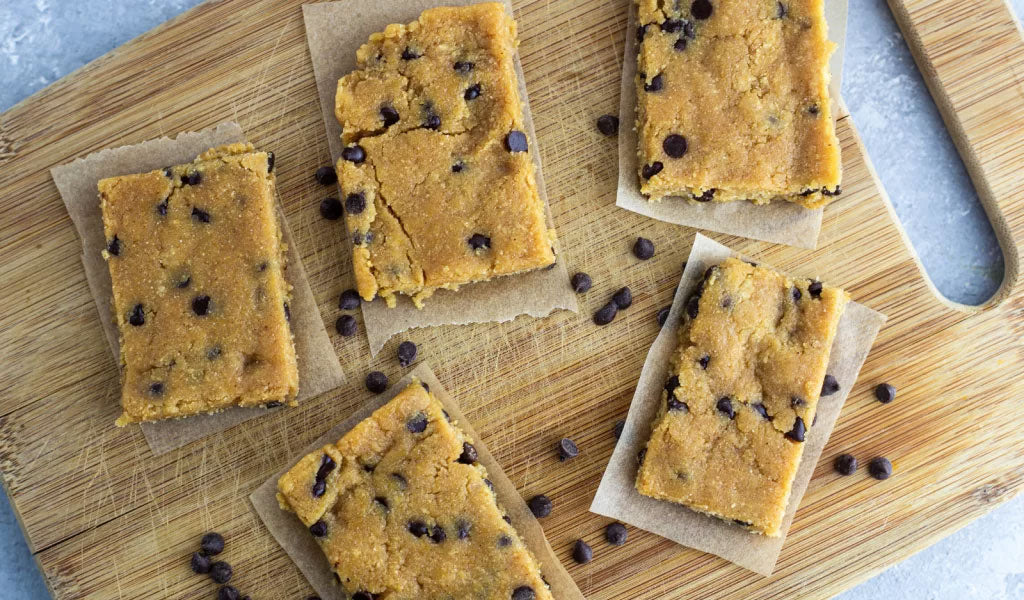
[685,294,700,319]
[808,280,823,298]
[266,151,275,172]
[309,520,328,537]
[218,585,240,600]
[209,561,232,584]
[396,340,418,367]
[408,520,428,537]
[191,207,211,223]
[674,37,689,51]
[406,412,428,433]
[868,457,892,480]
[633,236,655,260]
[311,480,326,497]
[823,186,842,196]
[337,289,361,310]
[528,494,553,518]
[557,437,579,461]
[401,47,421,60]
[716,397,735,419]
[571,272,592,293]
[596,114,619,136]
[875,383,896,404]
[665,375,680,393]
[191,552,212,574]
[694,189,715,202]
[380,105,400,127]
[808,104,820,116]
[423,113,441,130]
[657,306,671,326]
[316,454,336,482]
[602,523,628,547]
[453,60,474,72]
[752,402,770,420]
[319,197,343,220]
[156,198,168,216]
[452,160,466,173]
[265,401,283,409]
[691,0,713,19]
[786,417,806,442]
[791,396,806,408]
[834,453,857,475]
[642,161,664,179]
[572,539,593,564]
[192,295,211,316]
[464,84,482,100]
[429,525,447,543]
[661,19,684,32]
[505,130,529,152]
[698,354,710,369]
[613,419,625,439]
[341,145,366,163]
[345,192,366,214]
[663,134,688,158]
[776,1,787,18]
[643,73,664,92]
[821,374,840,396]
[792,286,803,302]
[468,233,491,250]
[613,287,633,309]
[636,24,649,41]
[335,315,357,337]
[366,371,388,393]
[148,382,164,397]
[182,171,202,186]
[667,398,689,412]
[456,519,471,539]
[593,302,618,325]
[105,235,121,257]
[637,448,646,465]
[512,587,536,600]
[497,534,513,547]
[503,515,512,524]
[458,442,478,465]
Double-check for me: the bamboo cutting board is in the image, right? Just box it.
[0,0,1022,598]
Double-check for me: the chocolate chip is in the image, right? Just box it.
[319,197,343,220]
[512,587,536,600]
[191,552,211,574]
[661,19,684,32]
[663,134,688,158]
[698,354,710,369]
[636,24,648,41]
[528,494,552,518]
[505,130,528,152]
[808,104,820,116]
[572,539,593,564]
[353,230,372,245]
[401,47,421,60]
[716,397,735,419]
[694,189,715,202]
[875,383,896,404]
[685,294,700,319]
[456,519,471,539]
[643,73,664,92]
[458,442,478,464]
[406,412,428,433]
[334,289,360,311]
[721,295,732,309]
[397,341,417,367]
[776,1,787,18]
[380,105,400,127]
[593,302,618,325]
[191,207,211,223]
[557,437,579,461]
[468,233,491,250]
[691,0,713,19]
[664,375,680,393]
[209,561,232,584]
[218,585,240,600]
[451,160,467,173]
[148,382,164,397]
[674,37,689,51]
[157,198,168,216]
[667,398,689,412]
[423,113,441,130]
[613,287,633,309]
[453,60,474,72]
[791,396,806,408]
[265,151,276,172]
[206,346,222,360]
[345,192,366,214]
[105,235,121,257]
[821,374,840,396]
[311,480,326,497]
[786,417,806,442]
[265,401,283,409]
[571,272,592,293]
[162,167,173,178]
[497,534,513,547]
[869,457,893,480]
[606,522,628,546]
[503,515,512,525]
[633,236,655,260]
[792,286,803,302]
[752,402,770,420]
[823,186,842,196]
[637,448,646,465]
[464,84,482,100]
[182,171,202,186]
[352,593,375,600]
[366,371,388,393]
[335,315,357,337]
[341,145,366,163]
[657,306,671,326]
[192,295,211,316]
[408,520,428,537]
[128,304,145,326]
[642,161,664,179]
[834,454,857,475]
[808,280,823,298]
[429,525,447,543]
[799,188,819,197]
[484,478,494,490]
[613,419,625,439]
[316,454,336,482]
[596,114,619,136]
[309,520,328,537]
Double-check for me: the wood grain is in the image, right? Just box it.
[0,0,1021,598]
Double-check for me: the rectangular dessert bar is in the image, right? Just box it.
[634,0,842,208]
[334,2,555,308]
[636,258,848,536]
[99,143,298,425]
[277,380,552,599]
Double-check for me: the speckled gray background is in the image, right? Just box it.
[1,0,1021,598]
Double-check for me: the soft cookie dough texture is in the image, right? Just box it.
[277,380,552,600]
[636,258,848,536]
[635,0,842,208]
[335,3,555,308]
[99,143,298,425]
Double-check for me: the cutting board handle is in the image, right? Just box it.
[886,0,1024,307]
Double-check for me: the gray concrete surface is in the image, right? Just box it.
[1,0,1021,598]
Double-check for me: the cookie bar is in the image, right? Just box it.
[635,0,841,208]
[335,3,555,308]
[636,258,848,536]
[99,143,298,425]
[277,380,552,599]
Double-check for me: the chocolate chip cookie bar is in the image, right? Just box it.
[335,3,555,308]
[277,380,552,599]
[636,258,848,536]
[99,143,298,425]
[635,0,842,208]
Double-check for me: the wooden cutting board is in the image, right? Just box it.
[0,0,1021,598]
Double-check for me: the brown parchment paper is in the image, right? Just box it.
[590,233,886,575]
[616,0,849,249]
[50,122,346,456]
[303,0,578,356]
[250,363,586,600]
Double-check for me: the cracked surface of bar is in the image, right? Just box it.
[334,2,555,308]
[99,143,298,425]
